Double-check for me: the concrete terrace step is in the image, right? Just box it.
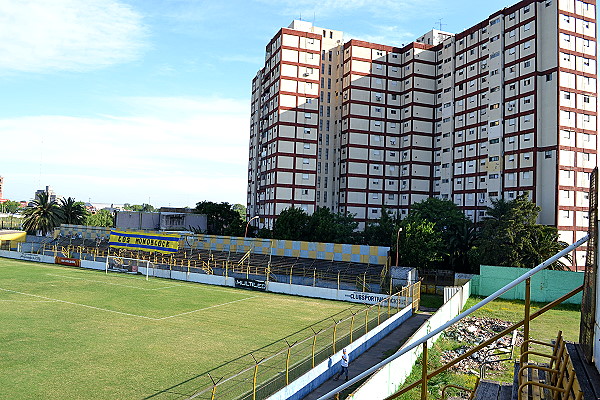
[473,380,513,400]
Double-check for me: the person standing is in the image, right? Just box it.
[333,348,349,381]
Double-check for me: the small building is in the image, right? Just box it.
[115,210,207,232]
[33,186,60,203]
[0,230,26,250]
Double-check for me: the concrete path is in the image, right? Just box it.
[302,311,432,400]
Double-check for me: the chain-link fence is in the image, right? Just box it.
[183,283,420,400]
[7,241,419,399]
[20,241,386,294]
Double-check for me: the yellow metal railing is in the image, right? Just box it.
[185,285,420,400]
[315,234,589,400]
[387,284,584,400]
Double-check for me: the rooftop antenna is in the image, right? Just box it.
[299,12,302,21]
[435,18,447,31]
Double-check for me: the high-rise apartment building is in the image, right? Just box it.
[248,0,597,267]
[0,176,4,200]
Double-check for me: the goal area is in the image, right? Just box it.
[105,256,153,280]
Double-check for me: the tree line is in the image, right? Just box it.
[19,194,570,271]
[192,196,570,272]
[21,192,113,235]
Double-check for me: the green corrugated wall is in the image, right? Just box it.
[470,265,584,304]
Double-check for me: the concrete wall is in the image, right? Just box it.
[115,212,161,230]
[266,305,413,400]
[0,250,403,306]
[470,265,584,304]
[347,281,471,400]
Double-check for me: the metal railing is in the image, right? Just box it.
[4,239,420,400]
[20,241,385,293]
[183,283,420,400]
[317,234,589,400]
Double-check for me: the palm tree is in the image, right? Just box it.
[447,221,479,272]
[22,192,64,235]
[59,197,88,225]
[522,225,571,270]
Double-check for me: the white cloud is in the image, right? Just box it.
[0,96,250,206]
[0,0,147,73]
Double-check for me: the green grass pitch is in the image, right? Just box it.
[0,258,364,399]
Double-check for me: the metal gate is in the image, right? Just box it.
[580,167,598,364]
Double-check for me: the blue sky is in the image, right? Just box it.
[0,0,516,208]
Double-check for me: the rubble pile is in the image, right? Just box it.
[440,316,523,374]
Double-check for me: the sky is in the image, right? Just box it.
[0,0,520,208]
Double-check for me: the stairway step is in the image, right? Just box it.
[499,382,513,400]
[511,362,520,400]
[474,380,513,400]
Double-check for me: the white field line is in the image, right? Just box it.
[0,299,57,302]
[45,274,177,290]
[157,296,258,320]
[0,287,158,320]
[4,261,251,295]
[0,287,258,321]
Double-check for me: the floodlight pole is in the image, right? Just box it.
[245,216,259,238]
[395,227,403,267]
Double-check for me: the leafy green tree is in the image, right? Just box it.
[232,204,246,220]
[85,209,114,227]
[307,207,358,243]
[521,225,571,270]
[408,198,471,234]
[0,200,21,214]
[447,221,479,272]
[22,192,64,235]
[255,227,273,239]
[405,198,474,271]
[194,201,244,236]
[477,195,537,267]
[476,194,569,269]
[397,218,445,269]
[330,210,360,244]
[141,203,155,212]
[272,207,310,240]
[59,197,88,225]
[125,203,155,212]
[362,207,400,246]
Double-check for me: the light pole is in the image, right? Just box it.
[245,216,260,238]
[395,227,403,267]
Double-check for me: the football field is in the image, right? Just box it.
[0,258,363,399]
